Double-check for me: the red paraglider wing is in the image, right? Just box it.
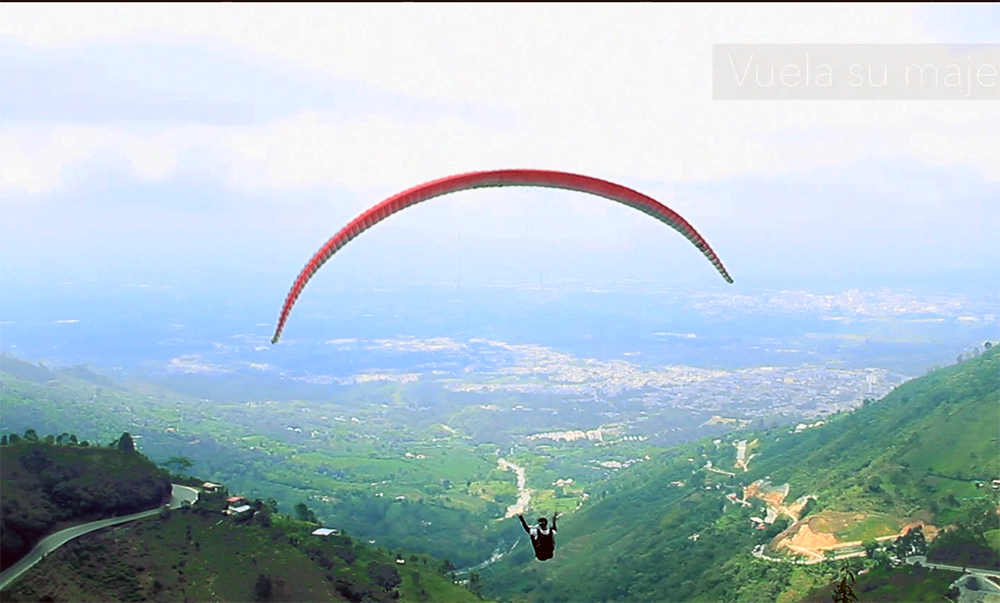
[272,169,733,344]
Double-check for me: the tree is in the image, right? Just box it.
[985,341,993,349]
[866,475,883,493]
[893,525,927,558]
[469,572,483,597]
[945,585,960,601]
[763,517,791,541]
[873,549,891,569]
[862,539,879,559]
[254,574,273,602]
[23,429,38,443]
[294,502,317,523]
[118,432,136,453]
[911,526,927,555]
[1,435,7,446]
[799,497,818,519]
[831,563,858,603]
[367,562,401,591]
[164,456,194,472]
[8,433,19,444]
[69,434,78,445]
[485,501,503,518]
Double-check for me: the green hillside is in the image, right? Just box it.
[0,356,531,570]
[1,487,484,603]
[0,437,172,571]
[483,347,1000,602]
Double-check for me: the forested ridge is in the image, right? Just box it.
[0,431,172,571]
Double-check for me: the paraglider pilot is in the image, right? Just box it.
[518,512,558,561]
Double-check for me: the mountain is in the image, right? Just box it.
[2,348,996,601]
[0,438,172,571]
[482,346,1000,602]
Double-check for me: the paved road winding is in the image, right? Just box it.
[0,484,199,591]
[905,556,1000,582]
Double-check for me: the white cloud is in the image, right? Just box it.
[0,125,113,194]
[0,124,206,196]
[0,4,935,105]
[119,130,183,182]
[1,3,997,199]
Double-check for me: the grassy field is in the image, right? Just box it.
[836,514,903,542]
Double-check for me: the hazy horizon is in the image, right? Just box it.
[2,4,998,376]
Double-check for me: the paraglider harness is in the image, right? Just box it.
[519,513,557,561]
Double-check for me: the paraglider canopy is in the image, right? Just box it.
[272,169,733,344]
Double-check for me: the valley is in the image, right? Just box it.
[1,317,997,602]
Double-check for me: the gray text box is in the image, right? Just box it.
[713,44,999,100]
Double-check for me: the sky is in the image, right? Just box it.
[1,3,998,298]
